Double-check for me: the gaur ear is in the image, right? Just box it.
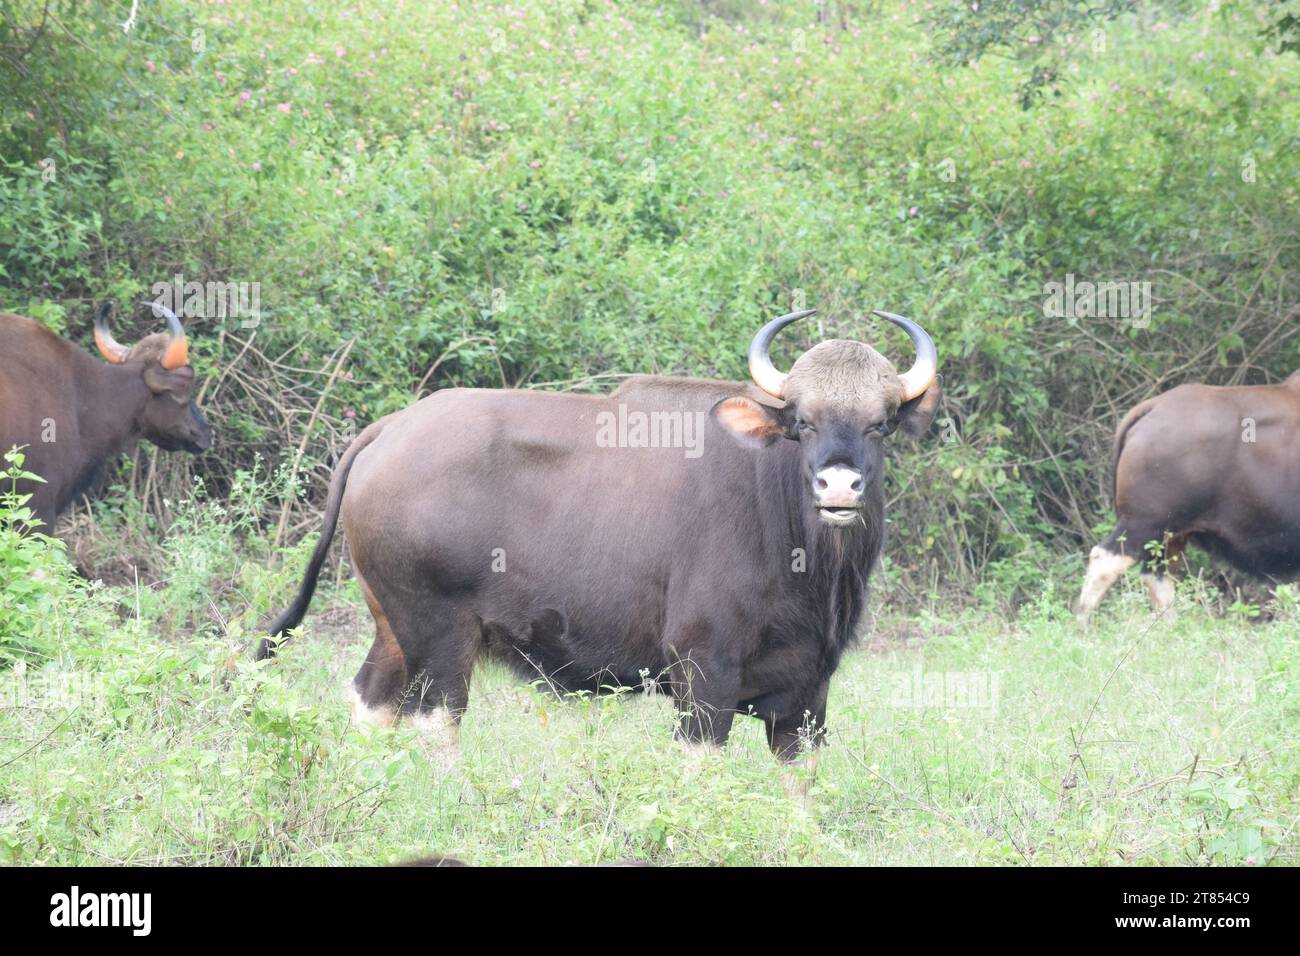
[710,396,794,447]
[143,364,195,401]
[894,374,942,439]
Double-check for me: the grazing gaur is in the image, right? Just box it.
[258,309,940,760]
[1076,372,1300,621]
[0,302,212,530]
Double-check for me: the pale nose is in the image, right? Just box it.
[814,466,864,508]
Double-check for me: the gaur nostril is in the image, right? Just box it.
[815,478,828,490]
[851,478,863,492]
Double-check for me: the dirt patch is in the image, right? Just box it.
[308,603,364,645]
[862,612,943,653]
[59,510,164,588]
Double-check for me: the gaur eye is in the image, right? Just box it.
[797,419,816,433]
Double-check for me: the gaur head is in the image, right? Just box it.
[712,309,940,527]
[94,301,214,453]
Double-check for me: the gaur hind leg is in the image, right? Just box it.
[1140,532,1187,620]
[348,570,407,727]
[348,572,478,746]
[1076,524,1184,623]
[381,597,483,758]
[1075,526,1146,623]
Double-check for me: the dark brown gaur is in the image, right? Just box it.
[1076,372,1300,622]
[258,309,941,760]
[0,302,212,530]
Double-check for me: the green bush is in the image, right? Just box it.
[0,447,111,662]
[1,1,1297,603]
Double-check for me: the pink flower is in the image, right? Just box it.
[238,90,251,103]
[908,206,918,217]
[345,409,357,418]
[277,102,292,113]
[251,162,262,171]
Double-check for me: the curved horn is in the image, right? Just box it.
[144,300,190,369]
[747,308,817,399]
[873,310,937,402]
[93,301,130,364]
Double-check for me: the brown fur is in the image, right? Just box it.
[0,313,211,529]
[1080,374,1300,616]
[260,340,940,759]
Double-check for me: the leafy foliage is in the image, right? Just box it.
[0,0,1296,869]
[0,447,107,662]
[1,2,1297,605]
[928,0,1139,107]
[1260,0,1300,54]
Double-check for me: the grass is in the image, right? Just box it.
[2,0,1297,868]
[2,569,1295,866]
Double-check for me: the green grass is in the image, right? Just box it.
[3,573,1295,866]
[2,1,1298,867]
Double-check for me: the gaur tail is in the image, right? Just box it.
[255,422,384,660]
[1110,398,1155,505]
